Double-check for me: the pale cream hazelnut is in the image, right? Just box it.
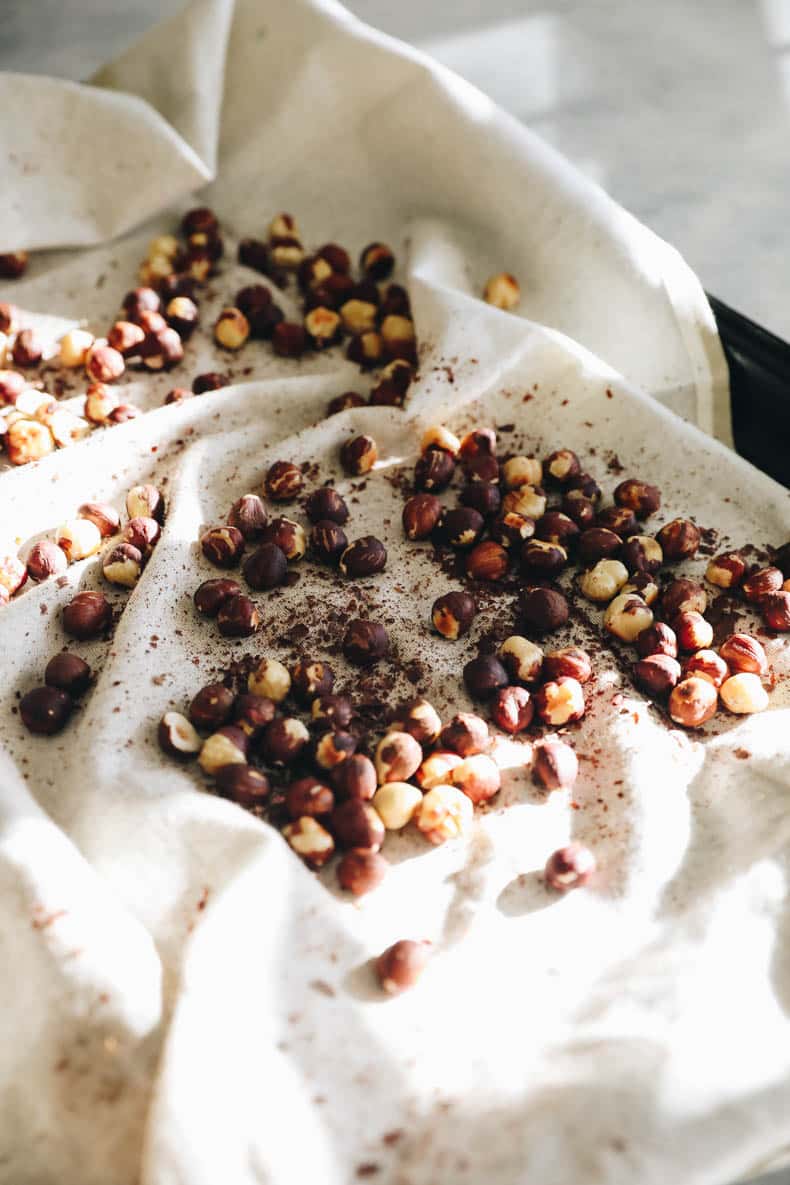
[503,455,542,489]
[502,485,546,519]
[59,328,94,368]
[373,782,423,830]
[420,425,461,457]
[483,272,520,310]
[579,559,629,603]
[283,816,335,868]
[48,410,90,448]
[84,382,119,424]
[380,314,415,349]
[339,299,377,335]
[499,635,544,682]
[15,389,54,418]
[705,552,747,589]
[270,240,305,269]
[102,542,142,587]
[126,484,163,521]
[148,234,181,261]
[214,307,250,350]
[604,593,654,642]
[248,657,291,702]
[198,731,247,775]
[415,784,473,845]
[139,254,173,286]
[415,750,463,789]
[450,753,501,804]
[268,212,299,240]
[304,306,340,347]
[719,673,769,715]
[56,518,102,562]
[5,416,54,465]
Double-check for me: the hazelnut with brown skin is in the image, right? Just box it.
[544,449,581,485]
[451,754,501,804]
[439,507,485,549]
[189,683,235,732]
[0,369,25,404]
[545,844,596,892]
[761,591,790,631]
[310,520,348,565]
[200,525,245,568]
[193,578,242,616]
[63,590,112,639]
[228,494,268,541]
[342,619,389,666]
[375,731,422,785]
[339,536,387,578]
[260,517,306,562]
[460,482,502,517]
[123,287,161,321]
[656,518,701,561]
[265,460,303,501]
[102,542,143,588]
[286,776,334,820]
[44,652,91,696]
[683,649,728,688]
[340,434,378,476]
[440,713,489,757]
[311,693,354,733]
[272,321,308,358]
[636,622,678,659]
[561,493,595,531]
[376,939,430,994]
[26,540,68,582]
[620,535,663,575]
[562,470,602,500]
[360,242,395,280]
[79,501,121,537]
[85,342,124,383]
[432,590,476,639]
[305,487,348,525]
[327,390,366,414]
[536,511,579,548]
[742,566,783,604]
[521,538,567,578]
[669,676,718,727]
[543,647,592,684]
[463,654,509,700]
[533,737,578,791]
[338,849,388,896]
[330,799,385,852]
[242,543,288,589]
[346,332,383,369]
[0,252,28,279]
[260,717,310,766]
[623,572,659,606]
[614,479,661,518]
[632,654,681,697]
[331,753,377,801]
[460,427,496,464]
[158,712,202,759]
[108,320,146,356]
[0,304,16,334]
[402,493,442,540]
[12,329,44,368]
[706,552,747,590]
[719,633,768,675]
[217,594,261,637]
[491,685,533,733]
[389,698,442,746]
[20,686,73,736]
[283,817,335,868]
[127,484,164,523]
[237,238,274,275]
[521,587,569,633]
[672,610,714,652]
[232,694,276,738]
[499,636,544,683]
[192,372,229,394]
[291,659,334,704]
[414,449,455,493]
[141,326,184,372]
[596,506,638,538]
[215,764,271,810]
[661,579,707,619]
[466,540,509,582]
[577,527,622,564]
[165,296,199,339]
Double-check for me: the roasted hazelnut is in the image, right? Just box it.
[541,448,580,485]
[48,409,91,449]
[339,536,387,578]
[291,659,334,704]
[235,281,272,321]
[668,676,718,728]
[545,844,596,892]
[268,212,298,240]
[544,647,593,684]
[614,479,661,518]
[305,487,348,525]
[437,713,487,758]
[189,683,235,731]
[217,593,261,637]
[375,731,422,785]
[465,451,501,484]
[579,558,628,603]
[720,672,769,714]
[503,485,546,520]
[59,328,94,367]
[60,589,111,641]
[20,686,72,736]
[499,636,544,683]
[44,652,91,697]
[83,382,118,423]
[283,816,335,868]
[0,304,16,336]
[742,566,783,604]
[165,296,199,339]
[272,321,308,357]
[212,307,250,351]
[491,685,533,733]
[535,676,585,726]
[451,753,501,804]
[503,455,542,489]
[566,471,602,501]
[622,572,659,606]
[340,299,378,335]
[0,553,25,597]
[481,271,519,309]
[193,578,242,616]
[683,649,728,688]
[372,357,413,399]
[415,750,463,789]
[705,552,747,590]
[603,593,653,643]
[269,234,305,270]
[139,327,183,371]
[661,578,707,619]
[232,693,277,738]
[304,306,342,350]
[672,610,714,652]
[521,538,567,578]
[299,254,334,291]
[439,507,484,549]
[311,693,354,733]
[5,418,54,464]
[420,426,461,457]
[192,371,229,394]
[180,207,219,239]
[122,287,161,321]
[342,619,389,666]
[265,460,303,502]
[521,587,569,632]
[340,433,378,476]
[561,492,596,529]
[102,542,142,587]
[460,482,502,517]
[286,776,334,820]
[533,737,578,791]
[402,493,442,540]
[373,783,423,829]
[389,698,442,746]
[466,540,509,582]
[12,329,44,368]
[577,528,622,564]
[227,494,268,541]
[432,590,476,639]
[632,654,681,697]
[200,525,245,568]
[656,518,700,561]
[535,511,579,548]
[107,320,145,356]
[126,484,164,523]
[330,799,385,851]
[0,369,25,404]
[761,591,790,631]
[248,657,291,702]
[85,342,124,383]
[330,753,377,801]
[26,540,67,582]
[635,622,678,659]
[158,711,201,759]
[463,654,509,700]
[369,378,406,407]
[0,251,28,279]
[358,241,394,280]
[378,283,409,317]
[376,938,430,995]
[346,331,383,369]
[215,764,271,810]
[260,517,306,562]
[199,726,249,775]
[327,390,366,414]
[313,730,358,770]
[416,784,473,844]
[337,849,388,896]
[237,238,273,275]
[719,633,768,675]
[260,717,310,766]
[595,506,638,538]
[243,542,288,589]
[76,501,120,538]
[620,535,662,575]
[310,520,348,565]
[414,448,455,492]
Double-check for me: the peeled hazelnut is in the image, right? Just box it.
[331,754,377,801]
[544,647,592,684]
[483,272,520,310]
[59,328,94,368]
[579,558,628,603]
[603,594,653,643]
[440,712,489,757]
[189,683,235,731]
[343,618,389,666]
[62,590,112,639]
[200,525,244,568]
[286,776,334,820]
[491,685,533,733]
[270,235,305,271]
[339,536,387,578]
[545,844,596,892]
[535,511,579,548]
[416,784,473,844]
[283,816,335,869]
[194,578,242,616]
[656,518,700,561]
[305,487,348,525]
[719,633,768,675]
[432,590,476,639]
[213,307,250,351]
[20,686,72,736]
[56,518,102,563]
[503,486,546,520]
[360,242,395,280]
[26,540,67,582]
[339,299,377,336]
[373,782,423,830]
[635,622,677,659]
[83,382,118,424]
[261,517,306,562]
[460,483,502,517]
[248,657,291,702]
[243,542,288,589]
[503,456,542,489]
[227,493,268,541]
[466,540,509,582]
[414,448,455,492]
[389,698,442,746]
[521,587,569,633]
[340,434,378,476]
[672,610,714,652]
[742,566,783,604]
[232,694,276,738]
[577,527,622,564]
[521,538,567,578]
[596,507,638,538]
[311,520,348,564]
[6,418,54,464]
[375,731,422,785]
[633,654,682,697]
[313,729,358,771]
[669,676,718,728]
[705,551,746,589]
[215,764,271,810]
[720,672,769,714]
[44,652,91,696]
[420,426,460,457]
[12,329,44,368]
[330,799,385,851]
[337,849,388,896]
[299,255,334,291]
[163,296,198,339]
[622,572,659,606]
[499,637,543,684]
[260,717,310,766]
[620,535,663,575]
[0,554,26,596]
[533,737,578,791]
[614,479,661,518]
[48,409,90,449]
[402,493,442,540]
[291,659,334,704]
[304,306,342,350]
[272,321,308,358]
[463,654,509,700]
[0,252,28,279]
[440,507,485,549]
[267,212,298,240]
[415,751,463,790]
[451,753,501,804]
[683,649,728,688]
[661,578,707,619]
[347,332,383,369]
[158,711,201,759]
[265,460,303,502]
[77,501,120,538]
[193,372,229,394]
[102,542,142,587]
[535,676,585,725]
[544,449,581,485]
[217,593,261,637]
[762,591,790,631]
[85,342,124,383]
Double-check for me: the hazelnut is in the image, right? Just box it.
[544,449,581,484]
[217,593,261,637]
[192,372,229,394]
[0,303,16,334]
[339,536,387,578]
[193,578,242,616]
[201,525,245,568]
[304,306,342,350]
[672,610,714,652]
[122,286,160,320]
[420,426,460,457]
[286,776,334,820]
[360,242,395,279]
[402,493,442,540]
[12,329,44,368]
[451,753,501,804]
[370,359,413,405]
[107,320,145,356]
[535,511,579,548]
[305,487,348,525]
[337,849,388,896]
[102,542,143,587]
[6,418,54,464]
[243,542,288,589]
[535,676,585,725]
[579,558,628,602]
[127,484,164,522]
[331,754,377,801]
[432,590,476,639]
[232,694,277,738]
[719,633,768,675]
[272,321,308,357]
[347,331,383,369]
[661,578,707,619]
[544,647,592,684]
[438,713,488,758]
[260,517,306,561]
[0,553,25,596]
[415,751,463,789]
[533,737,578,790]
[656,518,701,561]
[742,566,783,603]
[248,657,291,702]
[308,694,352,735]
[466,540,509,582]
[235,283,273,330]
[503,485,546,520]
[265,460,303,502]
[62,590,111,639]
[0,369,25,404]
[299,255,334,291]
[483,272,520,310]
[260,717,310,766]
[683,649,728,688]
[312,730,357,771]
[283,816,335,868]
[521,538,567,578]
[491,685,533,733]
[181,207,220,238]
[389,698,442,746]
[416,784,473,844]
[158,711,201,759]
[632,654,682,697]
[310,520,348,564]
[267,212,298,240]
[376,939,430,995]
[330,799,385,851]
[414,449,455,492]
[603,594,653,643]
[490,512,535,550]
[16,389,53,419]
[577,528,622,564]
[439,507,485,549]
[139,327,183,371]
[375,731,422,784]
[378,282,408,315]
[83,382,118,423]
[48,409,91,449]
[762,591,790,630]
[545,844,596,892]
[460,482,502,517]
[622,572,659,606]
[463,653,509,701]
[26,540,68,582]
[59,328,94,367]
[228,494,268,541]
[620,535,663,575]
[343,619,389,665]
[291,659,334,704]
[165,297,199,339]
[44,652,91,696]
[373,783,423,830]
[521,587,569,632]
[189,683,235,731]
[635,622,678,658]
[503,456,542,489]
[213,307,250,351]
[56,518,102,562]
[596,507,638,538]
[328,390,367,415]
[238,237,272,275]
[339,299,378,336]
[668,676,718,727]
[720,672,769,714]
[340,434,378,476]
[20,686,72,736]
[614,479,661,518]
[85,342,124,383]
[270,236,305,270]
[500,636,544,683]
[78,501,121,537]
[0,251,28,279]
[705,552,747,590]
[567,471,601,500]
[215,764,271,810]
[561,492,596,529]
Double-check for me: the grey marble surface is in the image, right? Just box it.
[2,3,790,1182]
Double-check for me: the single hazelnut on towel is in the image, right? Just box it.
[59,328,94,367]
[632,654,682,697]
[286,776,334,820]
[579,559,628,603]
[521,587,569,633]
[331,754,377,801]
[56,518,102,562]
[373,783,423,830]
[291,659,334,704]
[544,448,581,484]
[499,636,544,683]
[158,711,201,759]
[260,717,310,767]
[614,479,661,518]
[339,536,387,578]
[337,849,388,896]
[463,654,509,700]
[193,578,241,616]
[189,683,235,732]
[260,517,306,561]
[215,764,271,810]
[402,493,442,540]
[0,251,28,279]
[242,542,288,589]
[192,371,229,394]
[198,725,249,775]
[719,672,769,715]
[265,460,303,502]
[533,737,578,791]
[283,817,335,868]
[181,207,220,237]
[490,685,533,734]
[340,433,378,475]
[483,272,520,310]
[718,633,768,675]
[415,784,473,844]
[216,593,261,637]
[503,455,542,489]
[742,566,783,604]
[20,686,73,736]
[375,731,422,785]
[683,649,728,688]
[603,594,653,643]
[228,493,268,540]
[389,698,442,746]
[635,622,678,659]
[466,540,509,582]
[705,551,746,590]
[432,590,476,639]
[200,525,245,568]
[102,542,142,588]
[668,676,718,728]
[214,307,250,350]
[545,844,596,892]
[78,500,121,537]
[330,799,385,852]
[459,428,496,465]
[12,329,43,368]
[62,590,112,639]
[414,448,455,492]
[44,652,91,696]
[248,657,291,702]
[761,591,790,631]
[376,939,431,994]
[672,610,714,653]
[656,518,700,561]
[26,540,67,582]
[342,619,389,665]
[360,242,395,280]
[311,520,348,564]
[378,283,410,317]
[305,487,348,524]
